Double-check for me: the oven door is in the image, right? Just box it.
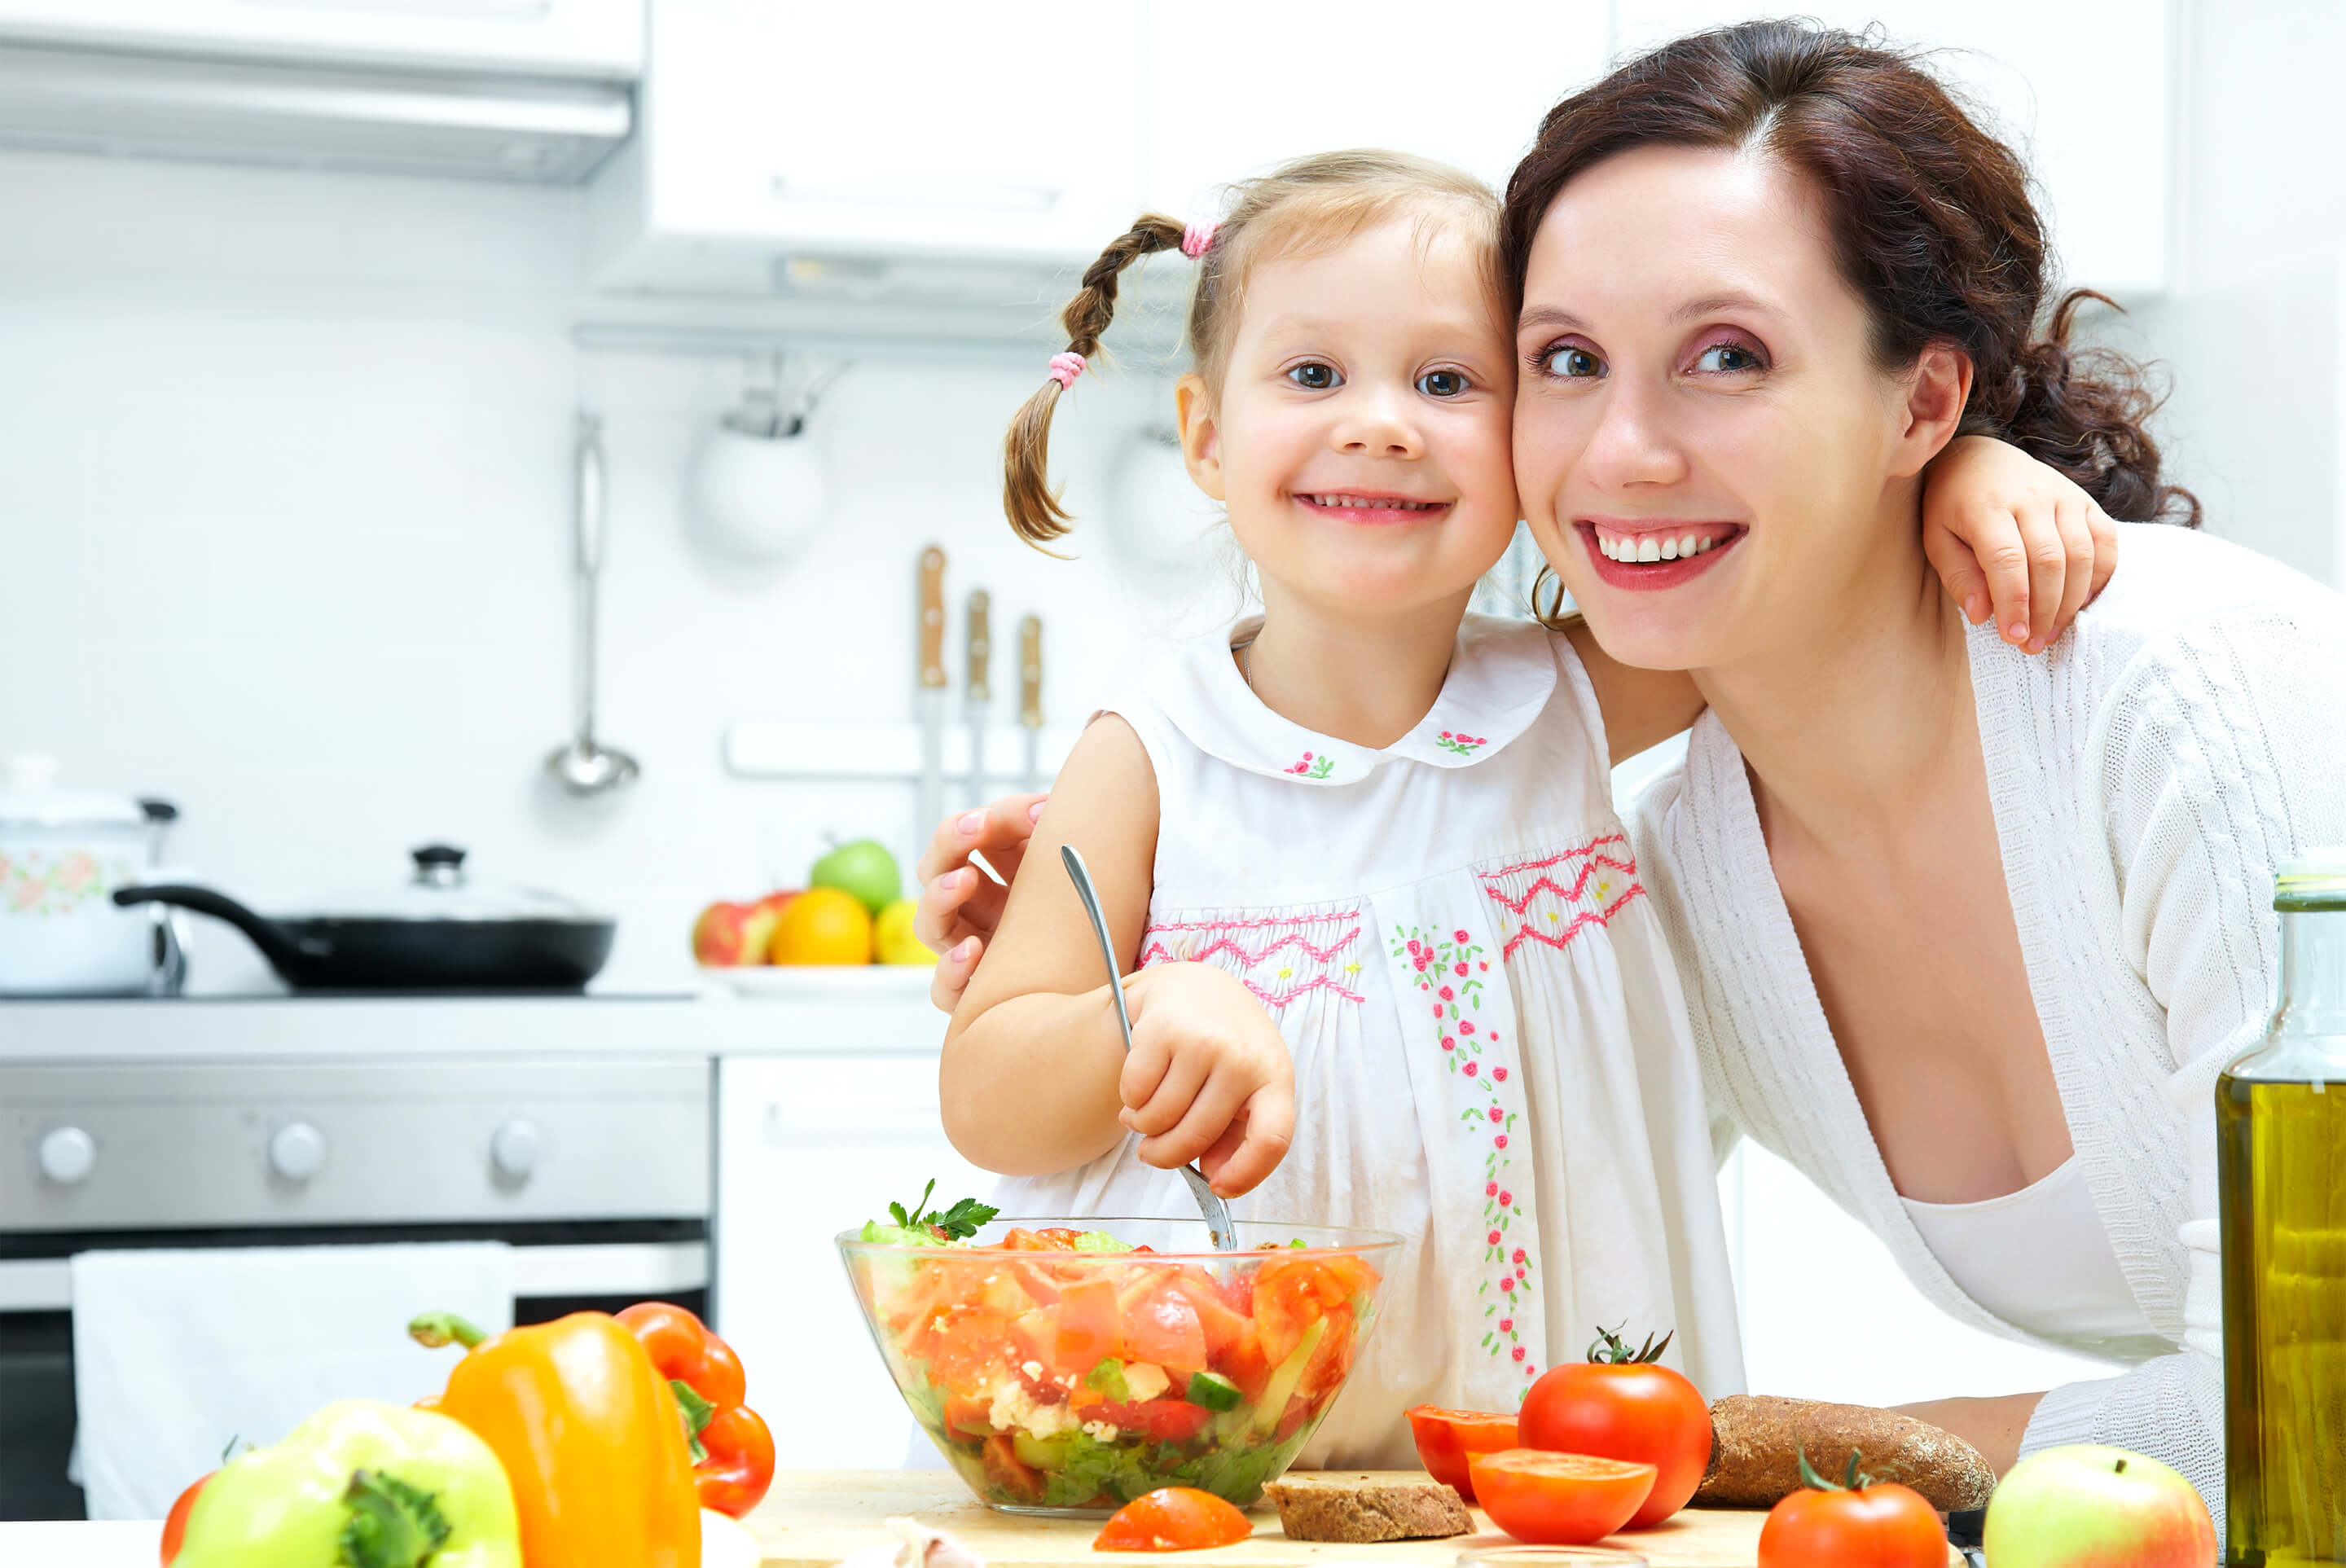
[0,1056,712,1521]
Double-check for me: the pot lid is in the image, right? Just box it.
[0,754,163,829]
[278,845,610,925]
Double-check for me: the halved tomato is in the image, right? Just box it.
[1093,1486,1252,1552]
[1405,1406,1518,1501]
[1470,1449,1658,1546]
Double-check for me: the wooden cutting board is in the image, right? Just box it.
[740,1471,1821,1568]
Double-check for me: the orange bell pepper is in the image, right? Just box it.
[615,1302,776,1518]
[410,1311,700,1568]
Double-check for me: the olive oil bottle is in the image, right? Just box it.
[2220,853,2346,1566]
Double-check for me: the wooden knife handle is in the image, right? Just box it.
[1020,615,1043,729]
[917,546,947,690]
[965,589,991,701]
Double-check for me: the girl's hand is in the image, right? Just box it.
[1922,434,2118,653]
[916,794,1045,1012]
[1118,961,1296,1197]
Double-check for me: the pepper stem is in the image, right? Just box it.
[406,1311,488,1351]
[340,1469,451,1568]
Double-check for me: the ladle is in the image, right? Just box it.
[547,411,639,797]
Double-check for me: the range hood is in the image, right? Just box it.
[0,42,630,183]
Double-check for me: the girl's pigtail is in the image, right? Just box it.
[1004,214,1188,547]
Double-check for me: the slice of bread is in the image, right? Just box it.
[1261,1473,1474,1543]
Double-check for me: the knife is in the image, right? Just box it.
[1019,614,1043,793]
[916,546,947,840]
[963,589,991,809]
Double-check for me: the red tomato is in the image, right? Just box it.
[1008,1308,1058,1367]
[982,1433,1044,1504]
[1251,1264,1324,1364]
[1217,1272,1255,1317]
[1055,1279,1123,1373]
[1758,1479,1946,1568]
[1218,1324,1271,1403]
[1096,1399,1212,1445]
[1169,1271,1250,1356]
[1405,1406,1518,1502]
[1470,1449,1658,1546]
[159,1472,209,1563]
[928,1311,1013,1396]
[1124,1284,1208,1373]
[1519,1355,1710,1528]
[1298,1306,1355,1399]
[1092,1486,1254,1552]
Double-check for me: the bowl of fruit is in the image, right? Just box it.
[840,1188,1397,1516]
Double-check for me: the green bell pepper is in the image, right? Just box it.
[172,1399,521,1568]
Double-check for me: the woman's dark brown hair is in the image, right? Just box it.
[1501,20,2197,526]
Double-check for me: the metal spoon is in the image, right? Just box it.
[547,411,639,797]
[1060,843,1238,1250]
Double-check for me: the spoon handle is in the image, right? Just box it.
[1060,844,1237,1250]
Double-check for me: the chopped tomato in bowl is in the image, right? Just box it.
[840,1214,1397,1516]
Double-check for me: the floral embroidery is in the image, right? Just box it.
[1479,833,1647,960]
[1144,910,1365,1010]
[1283,749,1336,780]
[1390,919,1537,1382]
[1434,730,1488,756]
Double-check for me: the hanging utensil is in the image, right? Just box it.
[547,412,639,797]
[963,588,991,809]
[1059,843,1237,1250]
[916,546,948,838]
[1019,615,1043,793]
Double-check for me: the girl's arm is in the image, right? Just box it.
[1573,435,2121,762]
[940,716,1294,1195]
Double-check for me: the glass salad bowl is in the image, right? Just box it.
[838,1217,1399,1515]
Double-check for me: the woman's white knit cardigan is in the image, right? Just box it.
[1630,524,2346,1526]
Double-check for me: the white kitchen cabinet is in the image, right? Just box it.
[1611,1,2171,298]
[714,1052,992,1469]
[1142,2,1609,213]
[587,0,1144,291]
[0,0,643,79]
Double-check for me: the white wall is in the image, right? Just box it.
[0,147,1192,995]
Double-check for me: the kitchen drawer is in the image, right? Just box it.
[1,1058,710,1232]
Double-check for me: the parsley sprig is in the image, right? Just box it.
[888,1179,999,1241]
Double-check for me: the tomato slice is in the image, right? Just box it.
[1123,1283,1208,1373]
[1056,1279,1123,1373]
[1218,1324,1271,1403]
[1092,1486,1254,1552]
[1470,1449,1658,1546]
[1405,1406,1518,1501]
[1251,1263,1324,1364]
[1758,1482,1948,1568]
[1095,1399,1212,1446]
[982,1433,1045,1504]
[928,1311,1013,1396]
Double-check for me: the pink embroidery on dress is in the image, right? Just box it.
[1284,750,1337,780]
[1389,920,1538,1382]
[1143,911,1365,1011]
[1434,730,1488,756]
[1479,833,1647,960]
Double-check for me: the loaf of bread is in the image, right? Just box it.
[1691,1395,1996,1512]
[1261,1474,1474,1542]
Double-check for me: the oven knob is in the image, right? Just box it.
[269,1122,327,1182]
[490,1119,540,1180]
[37,1126,96,1185]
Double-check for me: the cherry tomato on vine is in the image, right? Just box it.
[1518,1324,1710,1530]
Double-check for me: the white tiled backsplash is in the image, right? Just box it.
[0,147,1217,994]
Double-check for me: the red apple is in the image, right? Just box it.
[744,890,798,962]
[692,901,756,965]
[1983,1445,2216,1567]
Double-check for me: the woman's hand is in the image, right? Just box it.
[915,793,1046,1011]
[1119,961,1296,1197]
[1892,1392,2044,1478]
[1922,434,2118,654]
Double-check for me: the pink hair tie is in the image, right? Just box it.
[1046,351,1087,390]
[1181,222,1218,259]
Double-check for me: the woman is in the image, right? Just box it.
[916,23,2346,1519]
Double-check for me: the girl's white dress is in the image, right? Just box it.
[996,613,1743,1469]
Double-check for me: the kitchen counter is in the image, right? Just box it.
[0,972,946,1065]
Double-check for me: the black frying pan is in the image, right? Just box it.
[114,845,614,992]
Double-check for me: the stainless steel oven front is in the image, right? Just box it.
[0,1056,713,1520]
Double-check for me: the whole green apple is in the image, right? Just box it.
[1984,1444,2215,1567]
[810,838,903,914]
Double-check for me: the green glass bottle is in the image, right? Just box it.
[2220,851,2346,1566]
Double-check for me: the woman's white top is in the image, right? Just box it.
[998,613,1744,1469]
[1900,1157,2158,1341]
[1632,525,2346,1526]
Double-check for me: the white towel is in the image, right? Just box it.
[69,1242,512,1520]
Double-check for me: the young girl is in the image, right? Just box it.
[941,150,2108,1469]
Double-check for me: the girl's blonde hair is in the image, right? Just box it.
[1002,149,1500,547]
